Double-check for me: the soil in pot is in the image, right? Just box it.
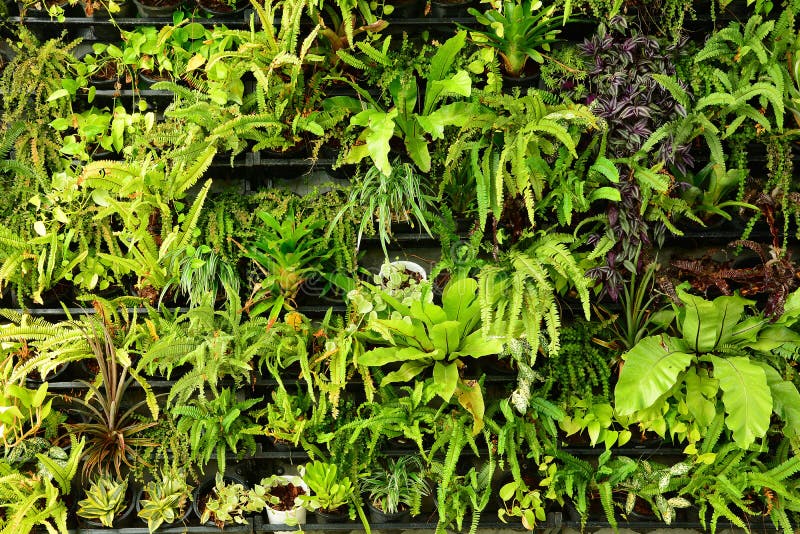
[139,69,173,88]
[268,482,306,512]
[132,0,181,17]
[193,475,250,525]
[196,0,246,15]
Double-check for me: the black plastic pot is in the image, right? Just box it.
[502,71,540,90]
[195,0,246,17]
[314,507,352,524]
[25,361,70,383]
[192,474,250,525]
[131,0,181,17]
[428,0,474,18]
[138,70,173,88]
[82,483,138,529]
[384,0,423,18]
[366,501,411,523]
[83,0,134,41]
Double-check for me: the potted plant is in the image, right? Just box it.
[197,474,257,528]
[330,161,434,259]
[260,474,310,527]
[359,277,511,434]
[195,0,246,16]
[378,260,428,287]
[361,456,431,523]
[77,476,137,527]
[298,461,354,523]
[136,470,193,533]
[68,318,158,478]
[243,206,330,320]
[254,388,316,451]
[131,0,180,17]
[462,0,564,83]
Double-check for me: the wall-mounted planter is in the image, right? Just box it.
[263,475,309,531]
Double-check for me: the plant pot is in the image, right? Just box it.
[82,483,138,528]
[83,0,134,41]
[428,0,474,18]
[134,486,191,528]
[367,501,411,523]
[502,71,540,91]
[138,70,173,88]
[131,0,181,17]
[196,0,246,16]
[25,361,70,383]
[314,507,351,524]
[264,475,309,528]
[193,474,250,525]
[378,261,427,286]
[384,0,423,18]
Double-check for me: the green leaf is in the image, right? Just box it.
[707,355,772,449]
[615,335,694,415]
[47,89,70,102]
[754,361,800,440]
[678,291,748,352]
[429,321,461,355]
[361,346,430,366]
[432,361,458,401]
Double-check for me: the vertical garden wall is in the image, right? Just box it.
[0,0,800,532]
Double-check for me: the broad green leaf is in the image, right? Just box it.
[429,321,461,355]
[707,355,771,449]
[432,361,458,401]
[450,329,505,359]
[684,367,717,428]
[615,335,694,415]
[678,291,748,352]
[442,277,479,321]
[360,346,430,366]
[754,361,800,440]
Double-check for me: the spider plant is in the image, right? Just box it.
[361,455,431,516]
[68,317,159,478]
[330,160,433,258]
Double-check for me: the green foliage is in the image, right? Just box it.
[299,461,354,514]
[336,31,476,175]
[331,161,433,258]
[200,475,258,527]
[540,319,613,403]
[77,476,128,527]
[478,231,591,359]
[137,469,193,533]
[360,277,508,433]
[172,388,261,475]
[360,455,430,516]
[615,286,800,449]
[244,206,330,319]
[464,0,564,77]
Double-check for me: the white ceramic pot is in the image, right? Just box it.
[265,475,310,533]
[379,261,427,284]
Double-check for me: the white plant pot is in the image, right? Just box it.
[265,475,309,534]
[379,261,427,285]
